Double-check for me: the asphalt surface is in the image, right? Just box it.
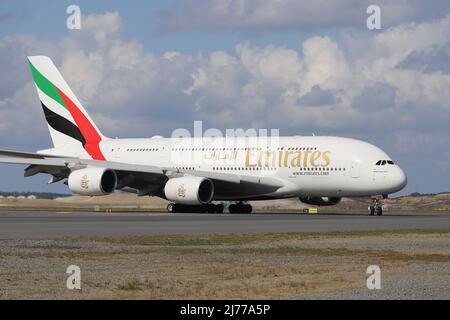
[0,211,448,239]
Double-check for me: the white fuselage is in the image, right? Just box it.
[75,135,407,200]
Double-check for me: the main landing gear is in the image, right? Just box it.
[166,202,253,214]
[167,203,224,213]
[228,202,252,214]
[368,198,383,216]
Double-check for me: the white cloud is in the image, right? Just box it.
[163,51,181,61]
[159,0,450,33]
[302,36,351,93]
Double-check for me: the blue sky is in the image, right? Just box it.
[0,0,322,54]
[1,1,450,195]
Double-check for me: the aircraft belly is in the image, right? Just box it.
[212,180,280,199]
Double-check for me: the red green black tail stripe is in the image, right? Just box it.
[29,60,105,160]
[56,87,105,160]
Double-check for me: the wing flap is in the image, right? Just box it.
[0,155,164,175]
[0,149,67,159]
[189,170,283,188]
[0,156,66,166]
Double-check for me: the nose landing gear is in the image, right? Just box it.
[368,198,383,216]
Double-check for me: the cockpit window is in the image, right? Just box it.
[376,160,395,165]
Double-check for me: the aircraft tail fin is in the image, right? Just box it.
[27,56,107,160]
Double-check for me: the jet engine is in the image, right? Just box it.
[68,167,117,196]
[164,176,214,205]
[299,196,342,206]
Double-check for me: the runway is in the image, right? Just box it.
[0,211,448,239]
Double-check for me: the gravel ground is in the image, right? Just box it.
[304,263,450,299]
[0,230,448,299]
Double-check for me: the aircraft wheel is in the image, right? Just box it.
[197,205,207,213]
[229,203,252,214]
[215,203,224,213]
[206,204,216,213]
[376,206,383,216]
[369,206,375,216]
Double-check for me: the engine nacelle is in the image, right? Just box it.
[164,176,214,205]
[68,167,117,196]
[299,196,342,206]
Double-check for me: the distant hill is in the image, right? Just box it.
[384,192,450,211]
[0,191,71,199]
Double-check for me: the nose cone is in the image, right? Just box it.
[391,166,407,192]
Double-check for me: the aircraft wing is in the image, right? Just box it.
[0,149,284,197]
[0,148,64,159]
[0,152,165,192]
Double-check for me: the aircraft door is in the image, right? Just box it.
[114,147,121,160]
[350,161,360,178]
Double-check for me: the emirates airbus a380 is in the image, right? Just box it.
[0,56,407,215]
